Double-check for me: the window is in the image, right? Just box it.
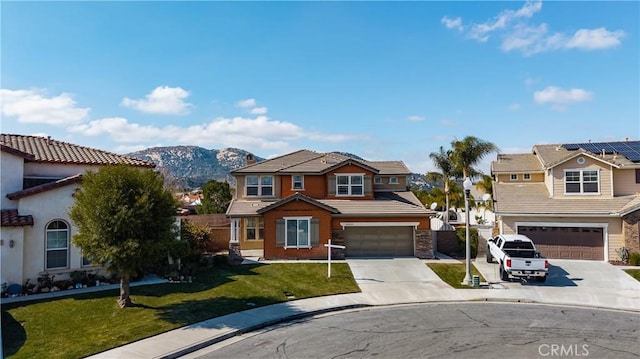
[510,174,518,181]
[565,170,599,194]
[374,176,383,184]
[389,177,398,184]
[292,175,304,190]
[336,174,364,196]
[285,217,310,248]
[246,217,264,240]
[636,169,640,184]
[46,220,69,269]
[246,175,274,196]
[523,173,531,180]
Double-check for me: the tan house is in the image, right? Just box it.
[1,134,154,287]
[226,150,434,259]
[491,140,640,262]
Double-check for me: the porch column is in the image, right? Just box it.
[230,218,240,243]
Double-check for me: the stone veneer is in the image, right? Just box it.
[623,210,640,254]
[415,229,434,259]
[330,230,346,260]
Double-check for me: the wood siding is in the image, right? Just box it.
[612,168,640,196]
[496,173,544,183]
[551,156,613,198]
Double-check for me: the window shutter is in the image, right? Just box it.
[328,175,336,195]
[310,219,320,246]
[276,219,285,247]
[364,175,372,195]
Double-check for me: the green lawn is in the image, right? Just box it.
[427,262,486,289]
[624,269,640,281]
[2,263,359,359]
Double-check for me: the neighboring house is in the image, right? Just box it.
[226,150,434,259]
[491,140,640,262]
[0,134,154,287]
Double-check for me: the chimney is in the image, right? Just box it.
[47,136,52,145]
[246,154,255,165]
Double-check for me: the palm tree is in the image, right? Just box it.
[450,136,499,180]
[475,174,494,211]
[427,146,455,223]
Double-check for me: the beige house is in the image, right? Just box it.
[491,141,640,262]
[1,134,154,288]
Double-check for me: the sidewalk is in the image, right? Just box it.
[88,256,640,359]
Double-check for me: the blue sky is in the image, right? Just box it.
[2,1,638,174]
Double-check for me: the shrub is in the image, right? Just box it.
[629,252,640,266]
[456,227,479,258]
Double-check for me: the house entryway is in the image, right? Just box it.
[344,226,414,257]
[517,226,604,260]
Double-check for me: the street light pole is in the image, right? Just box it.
[462,177,472,286]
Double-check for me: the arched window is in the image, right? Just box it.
[46,220,69,269]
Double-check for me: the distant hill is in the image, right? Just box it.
[128,146,432,190]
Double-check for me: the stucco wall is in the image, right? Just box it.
[23,162,102,178]
[1,151,25,208]
[613,168,640,196]
[551,156,613,198]
[1,227,25,286]
[280,175,327,199]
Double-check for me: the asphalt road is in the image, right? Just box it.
[186,302,640,359]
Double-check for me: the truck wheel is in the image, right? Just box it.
[536,275,547,283]
[500,265,509,281]
[486,248,493,263]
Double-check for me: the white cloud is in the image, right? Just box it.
[69,115,352,152]
[407,115,425,122]
[237,98,257,108]
[441,16,463,32]
[249,107,268,115]
[443,1,624,55]
[534,86,593,110]
[121,86,192,115]
[508,103,521,110]
[0,88,90,126]
[565,28,624,50]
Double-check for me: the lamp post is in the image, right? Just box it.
[462,177,473,286]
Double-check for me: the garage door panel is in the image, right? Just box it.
[517,226,603,261]
[345,226,414,257]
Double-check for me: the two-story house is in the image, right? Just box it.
[1,134,154,288]
[226,150,434,259]
[491,140,640,262]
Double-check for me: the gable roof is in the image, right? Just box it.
[6,174,83,200]
[231,149,410,175]
[493,182,639,216]
[491,153,543,173]
[257,193,339,214]
[1,209,34,227]
[0,134,154,167]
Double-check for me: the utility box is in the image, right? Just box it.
[472,275,480,287]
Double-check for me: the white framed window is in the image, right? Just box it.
[82,253,93,267]
[336,174,364,196]
[285,217,311,248]
[389,177,399,184]
[523,173,531,180]
[46,220,69,269]
[246,217,264,240]
[565,169,599,194]
[292,175,304,190]
[510,174,518,181]
[246,175,274,196]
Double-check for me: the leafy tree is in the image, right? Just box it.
[427,146,455,223]
[196,180,232,214]
[475,174,494,211]
[69,165,178,308]
[450,136,499,179]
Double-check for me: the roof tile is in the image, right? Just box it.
[1,209,34,227]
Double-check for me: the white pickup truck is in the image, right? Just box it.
[486,234,548,282]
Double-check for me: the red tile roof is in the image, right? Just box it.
[6,174,83,200]
[1,209,34,227]
[0,134,154,167]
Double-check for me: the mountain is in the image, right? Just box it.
[128,146,432,190]
[127,146,264,189]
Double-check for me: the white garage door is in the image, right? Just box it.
[345,226,414,257]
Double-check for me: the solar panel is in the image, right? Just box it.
[562,141,640,162]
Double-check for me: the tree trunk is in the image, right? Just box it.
[117,273,132,308]
[444,180,450,224]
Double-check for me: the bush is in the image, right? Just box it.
[456,227,479,258]
[629,252,640,266]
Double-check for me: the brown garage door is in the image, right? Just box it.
[345,226,414,257]
[517,226,603,260]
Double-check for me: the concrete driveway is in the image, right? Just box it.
[346,258,457,304]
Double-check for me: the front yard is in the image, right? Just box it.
[2,262,359,359]
[427,262,486,289]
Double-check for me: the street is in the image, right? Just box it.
[185,302,640,359]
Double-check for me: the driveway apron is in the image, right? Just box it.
[346,258,462,304]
